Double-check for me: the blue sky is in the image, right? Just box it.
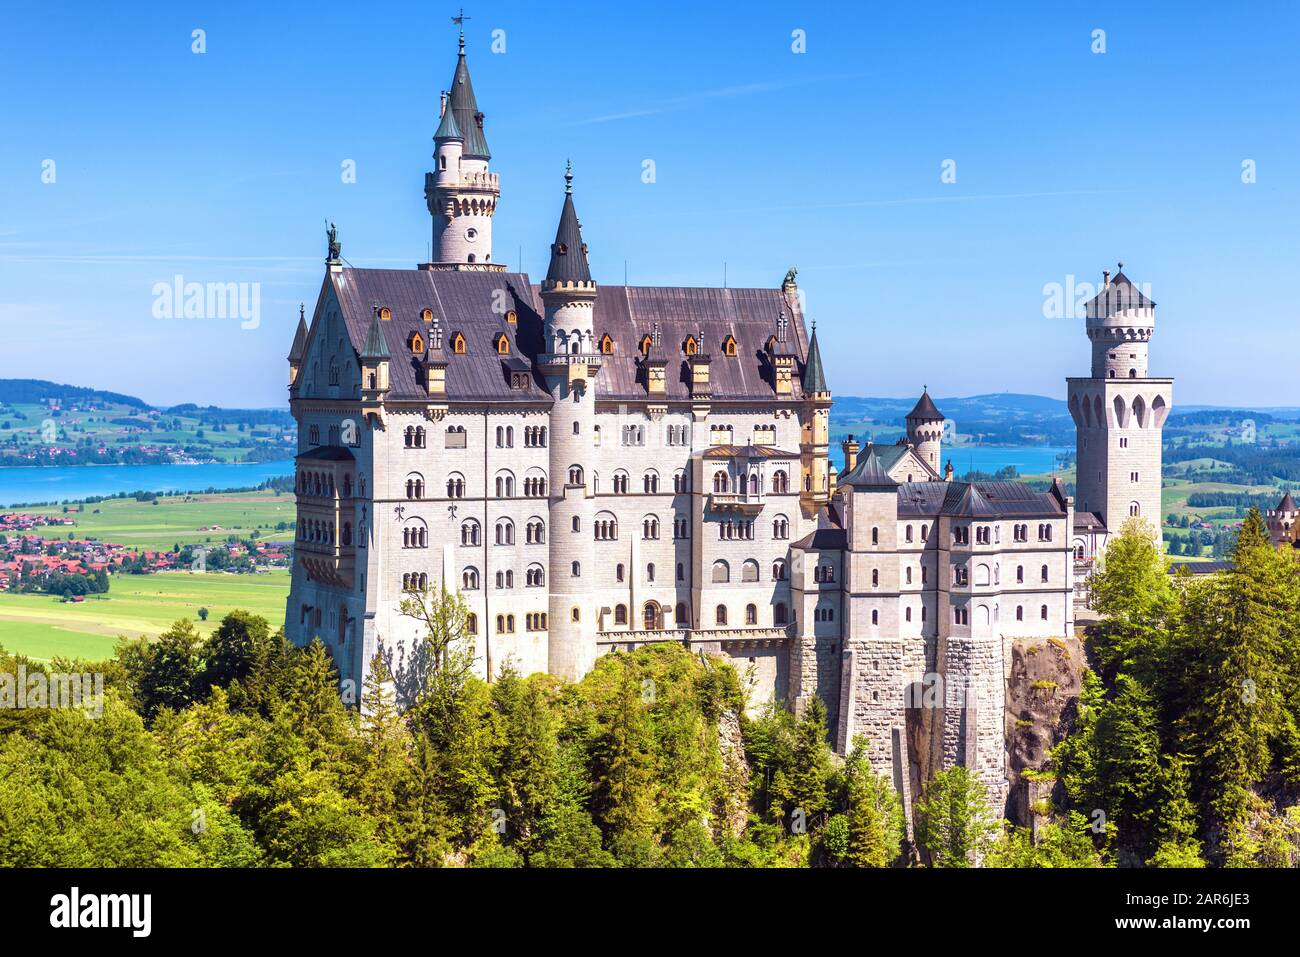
[1,0,1297,408]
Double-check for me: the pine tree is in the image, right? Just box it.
[1093,674,1163,851]
[783,696,832,829]
[914,766,996,867]
[841,736,903,867]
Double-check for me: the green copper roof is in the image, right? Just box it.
[360,314,390,360]
[448,49,490,159]
[434,103,463,141]
[803,325,828,393]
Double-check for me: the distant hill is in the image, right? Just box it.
[0,378,150,409]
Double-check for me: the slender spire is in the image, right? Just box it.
[545,165,591,284]
[434,98,463,141]
[565,158,573,194]
[803,322,828,393]
[361,311,390,360]
[447,26,490,159]
[287,304,308,361]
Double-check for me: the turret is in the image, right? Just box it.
[359,308,390,423]
[1087,266,1156,379]
[906,388,945,473]
[1267,491,1299,549]
[539,165,601,682]
[800,320,832,508]
[423,34,500,269]
[287,303,308,390]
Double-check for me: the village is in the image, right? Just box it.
[0,509,290,595]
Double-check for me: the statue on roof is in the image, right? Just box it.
[783,267,798,287]
[326,221,341,262]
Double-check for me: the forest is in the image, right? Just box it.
[0,511,1296,867]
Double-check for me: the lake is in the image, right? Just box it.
[0,460,295,507]
[829,445,1073,477]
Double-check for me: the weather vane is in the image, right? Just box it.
[452,8,470,49]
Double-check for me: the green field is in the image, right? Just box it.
[0,567,290,661]
[23,489,296,551]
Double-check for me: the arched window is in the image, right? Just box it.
[466,613,478,634]
[675,603,688,628]
[614,604,627,625]
[773,515,789,539]
[1016,605,1024,621]
[745,603,758,625]
[722,335,738,357]
[1040,604,1049,620]
[643,471,660,493]
[495,333,510,355]
[712,560,730,583]
[495,519,515,545]
[494,472,515,498]
[1041,564,1049,583]
[642,516,660,539]
[571,561,581,577]
[715,604,728,625]
[772,558,787,580]
[526,518,546,544]
[684,336,698,356]
[526,564,545,587]
[462,567,480,590]
[446,473,465,498]
[600,334,614,355]
[742,559,760,582]
[713,471,729,493]
[871,526,879,545]
[613,471,629,494]
[405,474,425,500]
[772,470,789,494]
[644,603,660,630]
[774,602,787,625]
[452,332,466,354]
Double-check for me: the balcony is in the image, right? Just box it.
[297,538,356,589]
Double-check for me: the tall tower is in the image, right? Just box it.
[539,165,602,680]
[424,32,499,269]
[1067,265,1173,548]
[799,321,832,513]
[905,388,944,474]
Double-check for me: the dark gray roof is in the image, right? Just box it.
[895,480,1066,519]
[803,325,828,393]
[434,103,463,141]
[297,446,356,462]
[1276,492,1297,513]
[792,508,846,551]
[329,268,549,401]
[545,187,591,284]
[704,444,799,460]
[1088,269,1156,309]
[584,285,813,401]
[906,390,942,421]
[322,268,813,404]
[448,49,490,159]
[839,445,898,490]
[1074,510,1106,530]
[1168,561,1232,576]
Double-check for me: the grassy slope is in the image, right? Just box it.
[18,489,296,550]
[0,568,290,661]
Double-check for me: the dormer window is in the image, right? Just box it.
[506,309,517,325]
[495,333,510,355]
[452,332,467,355]
[722,335,737,357]
[639,335,652,357]
[557,243,568,256]
[765,335,777,353]
[421,308,433,323]
[378,307,391,321]
[684,336,698,356]
[600,334,614,355]
[408,332,424,354]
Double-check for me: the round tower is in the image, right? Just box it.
[1267,492,1299,549]
[1087,267,1155,379]
[540,165,602,681]
[424,34,499,268]
[905,388,945,473]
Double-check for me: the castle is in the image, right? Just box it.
[285,38,1171,814]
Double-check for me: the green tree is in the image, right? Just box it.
[914,767,996,867]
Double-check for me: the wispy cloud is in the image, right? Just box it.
[570,72,878,126]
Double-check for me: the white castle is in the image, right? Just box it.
[285,39,1170,814]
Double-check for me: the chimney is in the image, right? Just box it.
[944,460,954,482]
[439,92,447,118]
[841,434,860,472]
[1102,269,1111,288]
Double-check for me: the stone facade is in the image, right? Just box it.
[283,40,1154,822]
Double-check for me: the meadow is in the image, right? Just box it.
[0,567,290,661]
[21,489,296,550]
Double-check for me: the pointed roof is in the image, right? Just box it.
[447,44,490,159]
[434,102,463,142]
[545,166,591,284]
[943,482,999,518]
[906,388,942,421]
[803,324,828,393]
[287,305,308,362]
[360,313,390,360]
[1277,492,1297,513]
[1087,266,1156,310]
[839,444,898,490]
